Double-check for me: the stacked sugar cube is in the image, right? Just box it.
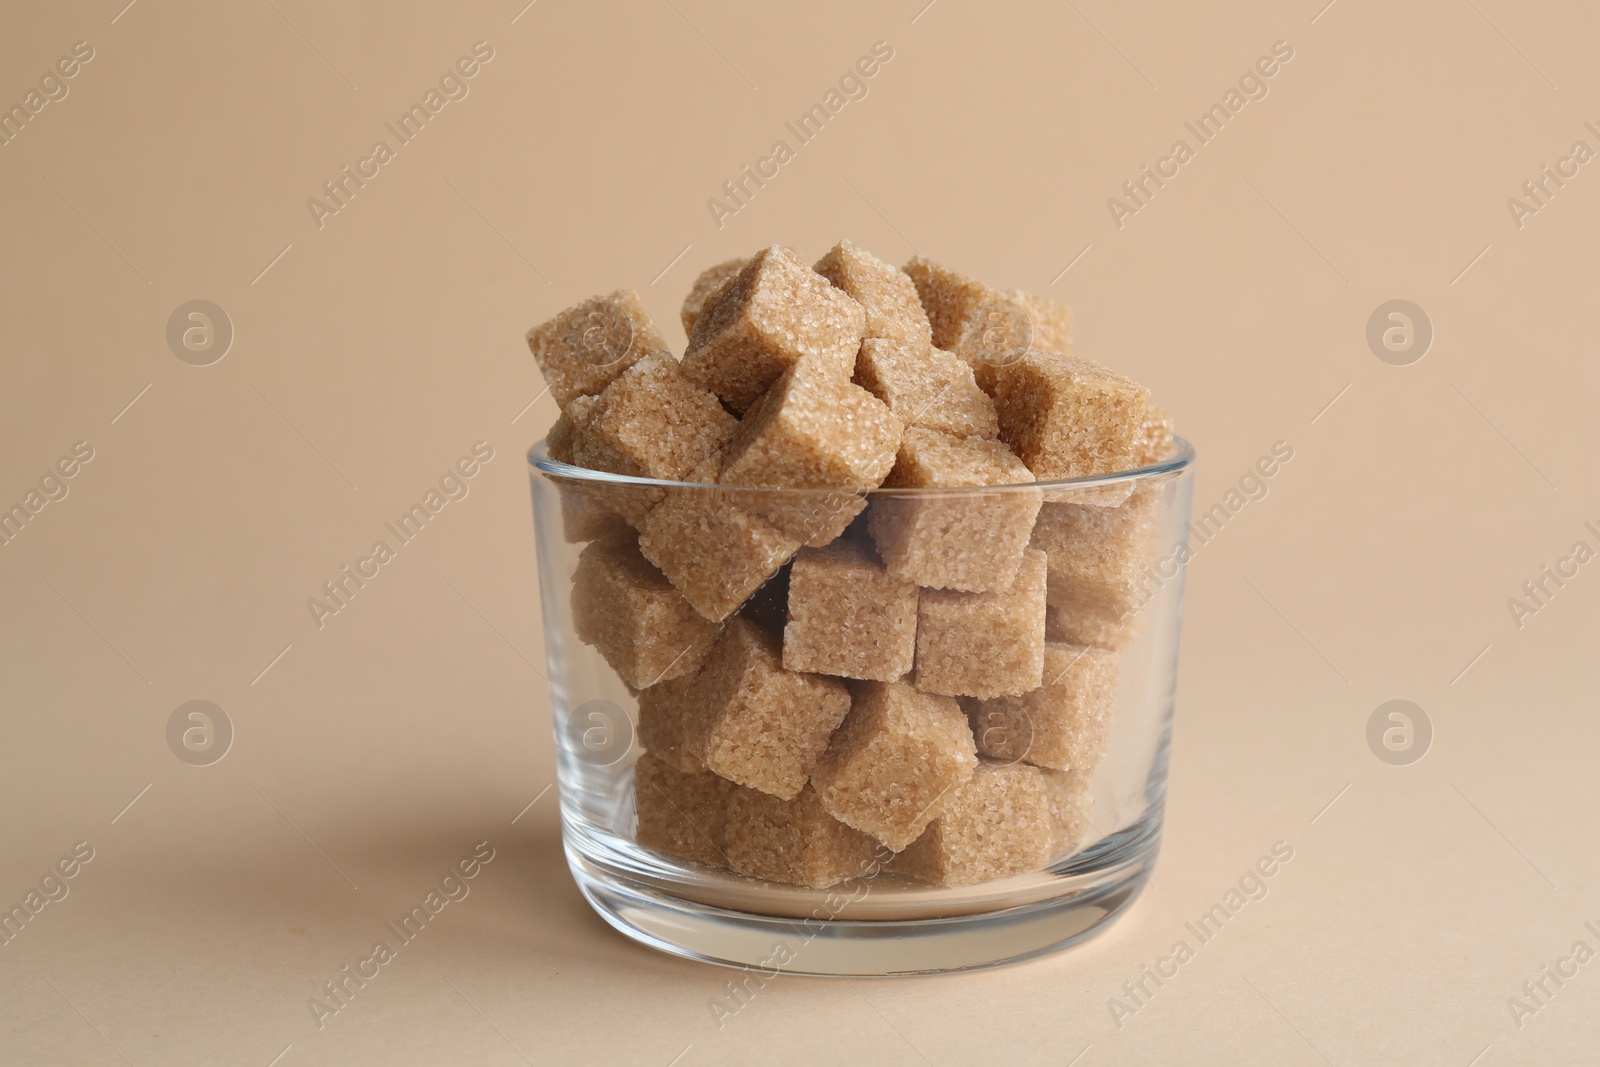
[529,242,1175,889]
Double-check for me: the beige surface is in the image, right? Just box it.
[1,0,1597,1063]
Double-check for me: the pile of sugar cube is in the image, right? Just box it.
[528,242,1174,889]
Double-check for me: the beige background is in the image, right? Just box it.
[1,0,1596,1063]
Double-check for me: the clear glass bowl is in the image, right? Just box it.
[528,438,1194,975]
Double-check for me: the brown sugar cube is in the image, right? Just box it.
[556,484,631,544]
[895,761,1053,886]
[681,245,866,414]
[775,495,877,555]
[867,428,1041,593]
[798,497,871,550]
[680,257,748,337]
[854,338,998,439]
[732,487,868,553]
[902,256,994,350]
[1045,602,1133,653]
[719,358,902,546]
[637,675,705,774]
[634,753,732,868]
[556,355,732,531]
[1006,289,1073,356]
[638,454,804,622]
[576,354,737,480]
[571,535,720,689]
[545,394,594,465]
[970,642,1117,772]
[992,352,1149,482]
[1133,401,1176,465]
[1033,494,1156,650]
[546,395,632,542]
[526,289,671,408]
[721,357,903,491]
[547,398,623,541]
[682,619,851,798]
[810,681,978,851]
[915,548,1047,698]
[569,353,738,527]
[813,240,932,346]
[1033,494,1154,599]
[1040,767,1095,853]
[781,543,918,681]
[903,257,1034,394]
[724,784,882,889]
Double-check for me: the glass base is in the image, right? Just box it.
[566,818,1160,976]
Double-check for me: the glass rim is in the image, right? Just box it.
[528,435,1194,496]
